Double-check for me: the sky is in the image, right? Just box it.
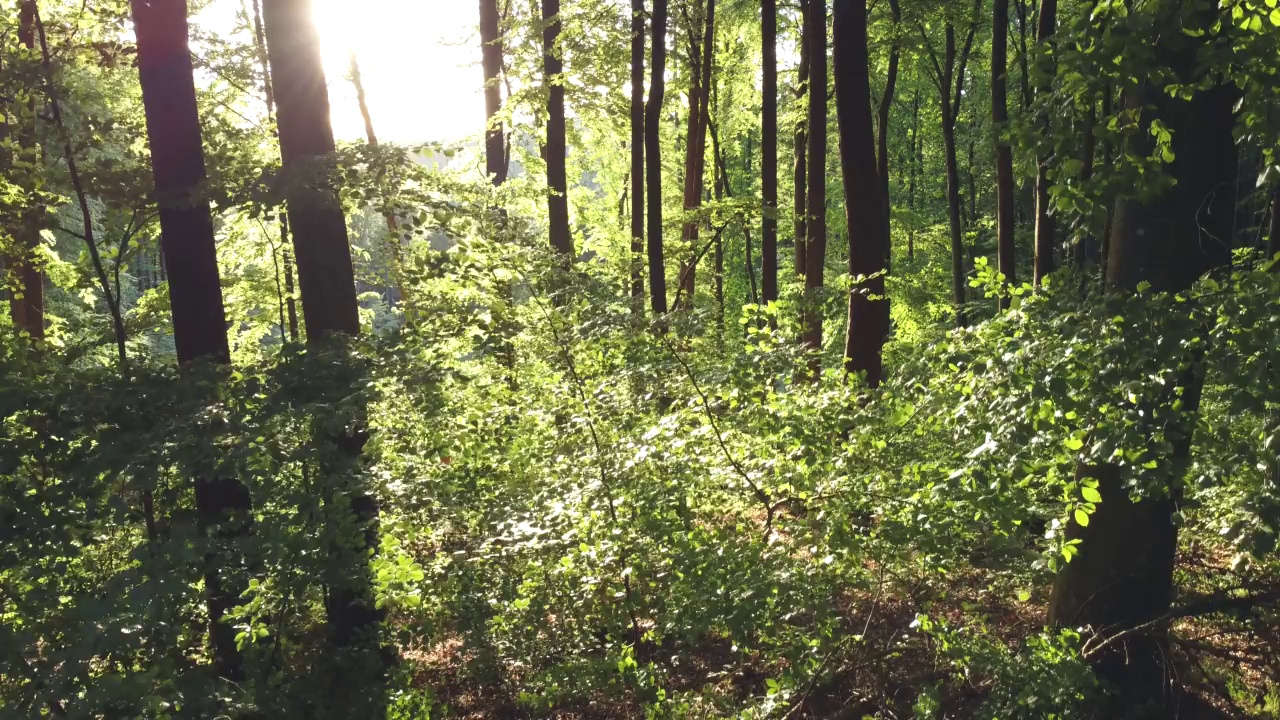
[193,0,483,145]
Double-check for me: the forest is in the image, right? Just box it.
[1,0,1279,717]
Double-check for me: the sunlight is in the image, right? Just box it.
[309,0,481,144]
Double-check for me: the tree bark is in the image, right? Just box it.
[6,1,43,340]
[1049,32,1238,709]
[646,0,669,314]
[677,0,715,308]
[801,0,827,361]
[542,0,574,259]
[875,0,900,272]
[630,0,645,312]
[1269,184,1280,263]
[1032,0,1057,286]
[131,0,254,682]
[793,0,810,281]
[761,0,778,303]
[261,0,381,703]
[480,0,508,185]
[833,0,888,387]
[992,0,1016,309]
[906,88,919,260]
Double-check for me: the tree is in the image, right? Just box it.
[1047,6,1238,707]
[481,0,509,186]
[260,0,380,701]
[991,0,1016,309]
[1032,0,1057,285]
[542,0,574,259]
[630,0,645,312]
[801,0,827,359]
[761,0,778,304]
[646,0,669,315]
[676,0,716,309]
[919,0,980,327]
[875,0,900,268]
[833,0,889,386]
[4,0,41,340]
[793,0,810,282]
[130,0,251,680]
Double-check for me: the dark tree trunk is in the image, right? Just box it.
[875,0,900,272]
[793,0,810,280]
[761,0,778,303]
[250,0,298,342]
[130,0,252,682]
[801,0,828,360]
[1049,39,1238,710]
[942,120,966,326]
[6,1,42,340]
[677,0,715,308]
[261,1,381,705]
[1270,184,1280,263]
[542,0,574,259]
[833,0,888,387]
[646,0,669,315]
[480,0,508,185]
[630,0,645,312]
[906,88,920,260]
[991,0,1016,309]
[1032,0,1057,285]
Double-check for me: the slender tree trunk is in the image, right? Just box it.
[1072,102,1096,270]
[833,0,888,386]
[1269,184,1280,263]
[966,138,977,228]
[906,88,919,260]
[992,0,1016,309]
[261,1,381,705]
[1032,0,1057,285]
[1049,50,1238,710]
[250,0,298,342]
[677,0,716,308]
[761,0,778,303]
[1013,0,1031,111]
[348,53,408,304]
[480,0,508,185]
[542,0,574,259]
[942,119,967,326]
[646,0,669,314]
[793,0,810,281]
[802,0,828,361]
[876,0,900,272]
[630,0,645,313]
[6,1,42,340]
[131,0,254,682]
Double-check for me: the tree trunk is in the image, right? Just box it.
[646,0,669,315]
[1049,48,1238,711]
[991,0,1016,309]
[1269,184,1280,263]
[6,1,42,340]
[261,0,381,704]
[833,0,888,387]
[630,0,645,313]
[942,119,967,326]
[876,0,900,272]
[793,0,810,281]
[761,0,778,303]
[250,0,298,342]
[801,0,828,361]
[542,0,574,259]
[131,0,253,682]
[677,0,715,309]
[906,88,919,260]
[480,0,508,185]
[1032,0,1057,286]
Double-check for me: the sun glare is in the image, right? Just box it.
[308,0,481,145]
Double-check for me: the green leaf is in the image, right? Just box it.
[1074,509,1091,527]
[1081,487,1103,503]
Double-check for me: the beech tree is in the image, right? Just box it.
[761,0,778,304]
[991,0,1015,309]
[481,0,509,186]
[793,0,810,281]
[833,0,888,386]
[676,0,716,309]
[630,0,645,311]
[646,0,669,315]
[130,0,250,680]
[801,0,827,358]
[542,0,574,259]
[4,0,41,340]
[1032,0,1057,285]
